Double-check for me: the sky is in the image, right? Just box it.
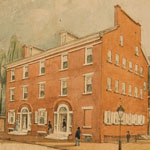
[0,0,150,56]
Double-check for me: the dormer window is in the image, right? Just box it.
[40,60,45,75]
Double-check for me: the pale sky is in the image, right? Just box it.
[0,0,150,56]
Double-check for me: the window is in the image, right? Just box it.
[8,110,15,124]
[61,54,68,70]
[135,87,138,98]
[10,88,15,101]
[85,47,93,64]
[140,89,143,99]
[129,61,132,72]
[22,86,28,100]
[120,35,123,46]
[84,74,93,94]
[144,82,146,91]
[39,82,45,98]
[115,80,119,93]
[122,58,126,69]
[115,54,119,66]
[23,65,28,79]
[35,109,47,125]
[135,64,138,74]
[122,82,126,95]
[140,67,143,76]
[128,85,132,96]
[107,77,112,91]
[60,78,68,96]
[11,70,15,81]
[83,107,93,128]
[40,60,45,75]
[135,46,139,56]
[107,50,112,63]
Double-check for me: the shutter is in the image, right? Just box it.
[29,113,32,131]
[8,112,10,124]
[107,111,111,124]
[35,111,38,124]
[121,113,126,125]
[128,113,132,125]
[114,112,119,125]
[142,115,145,125]
[125,113,128,125]
[137,115,141,125]
[111,112,114,124]
[132,114,135,124]
[13,111,15,124]
[44,111,47,125]
[104,111,107,124]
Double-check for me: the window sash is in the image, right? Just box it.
[10,89,14,101]
[107,50,112,62]
[115,54,119,65]
[11,70,15,81]
[120,35,123,46]
[115,80,119,92]
[128,85,132,96]
[135,64,138,73]
[86,47,93,64]
[61,80,68,96]
[129,61,132,71]
[135,46,139,56]
[39,84,45,98]
[85,76,92,93]
[122,83,126,94]
[40,61,45,74]
[122,58,126,68]
[135,87,138,97]
[107,78,111,90]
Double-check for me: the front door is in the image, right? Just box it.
[59,114,67,132]
[22,114,28,130]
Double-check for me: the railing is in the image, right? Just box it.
[104,135,140,143]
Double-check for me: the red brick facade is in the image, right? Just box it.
[6,6,148,142]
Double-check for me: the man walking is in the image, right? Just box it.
[75,127,81,146]
[126,131,131,143]
[48,121,52,135]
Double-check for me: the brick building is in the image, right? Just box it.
[5,5,148,142]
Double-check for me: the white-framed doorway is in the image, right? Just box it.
[54,104,73,134]
[18,107,32,132]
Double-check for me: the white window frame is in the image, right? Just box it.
[8,110,15,124]
[36,109,47,126]
[10,87,15,101]
[144,82,147,91]
[140,89,143,99]
[104,111,112,125]
[107,50,112,63]
[60,78,68,96]
[23,65,28,79]
[22,85,28,100]
[140,67,143,77]
[115,54,119,66]
[83,73,93,94]
[115,80,119,93]
[135,87,138,98]
[122,58,126,69]
[11,69,15,82]
[128,84,132,96]
[61,53,68,70]
[129,61,132,72]
[39,60,45,75]
[84,46,93,65]
[107,77,112,91]
[135,64,138,74]
[122,82,126,95]
[38,82,45,98]
[135,46,139,56]
[120,35,123,46]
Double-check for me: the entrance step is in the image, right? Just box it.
[45,133,69,140]
[8,130,28,136]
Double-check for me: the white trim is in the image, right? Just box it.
[23,65,28,79]
[9,87,15,90]
[84,46,93,65]
[82,134,93,137]
[82,106,93,110]
[37,131,47,134]
[59,77,69,81]
[39,60,45,76]
[38,81,46,84]
[82,126,92,129]
[82,72,94,77]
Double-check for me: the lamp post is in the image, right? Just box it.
[117,105,125,150]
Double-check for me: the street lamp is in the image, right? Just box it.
[117,105,125,150]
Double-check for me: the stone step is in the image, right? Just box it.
[45,133,69,140]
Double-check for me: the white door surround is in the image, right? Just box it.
[18,107,32,132]
[54,104,73,135]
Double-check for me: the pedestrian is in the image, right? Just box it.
[126,131,131,143]
[62,119,66,132]
[48,121,52,135]
[75,127,81,146]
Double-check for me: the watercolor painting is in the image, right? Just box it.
[0,0,150,150]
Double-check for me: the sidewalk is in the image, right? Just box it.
[0,132,150,150]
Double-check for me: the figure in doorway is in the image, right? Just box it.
[62,119,66,132]
[75,127,81,146]
[126,131,131,143]
[14,120,19,131]
[48,121,52,135]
